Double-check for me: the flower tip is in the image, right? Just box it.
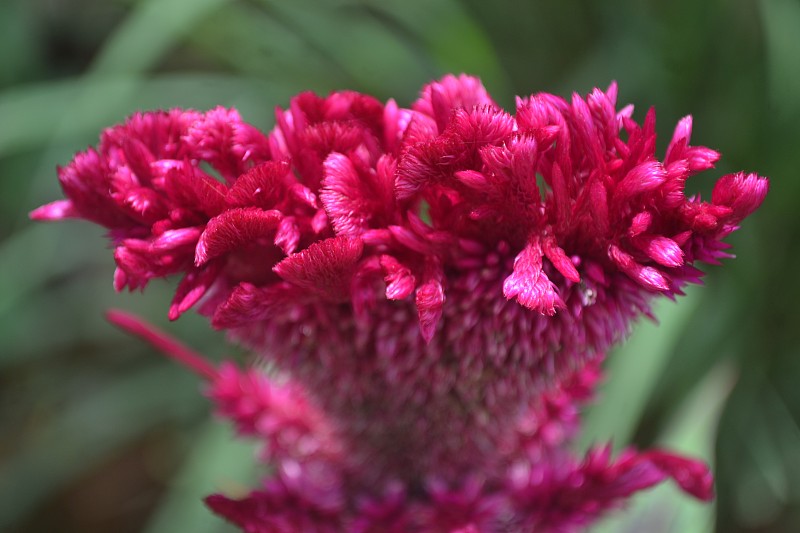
[606,80,619,103]
[504,240,566,315]
[204,494,239,522]
[648,451,716,502]
[105,308,132,328]
[416,280,444,344]
[674,115,693,142]
[712,172,769,221]
[29,199,77,221]
[643,236,684,268]
[112,267,128,292]
[193,245,210,267]
[688,471,715,502]
[167,306,181,321]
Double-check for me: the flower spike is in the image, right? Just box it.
[35,75,768,531]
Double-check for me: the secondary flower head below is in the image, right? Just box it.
[32,75,768,532]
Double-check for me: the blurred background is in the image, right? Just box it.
[1,0,798,531]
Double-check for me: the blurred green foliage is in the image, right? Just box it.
[1,0,797,532]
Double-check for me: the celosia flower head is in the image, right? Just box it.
[33,74,767,532]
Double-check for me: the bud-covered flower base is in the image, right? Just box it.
[34,75,767,532]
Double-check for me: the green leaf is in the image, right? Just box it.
[0,364,205,528]
[143,422,259,533]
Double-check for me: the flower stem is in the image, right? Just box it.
[106,309,218,380]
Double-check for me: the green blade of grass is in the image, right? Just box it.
[88,0,230,77]
[590,361,736,533]
[580,286,702,450]
[254,0,431,97]
[759,0,800,115]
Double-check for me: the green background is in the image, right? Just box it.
[1,0,797,531]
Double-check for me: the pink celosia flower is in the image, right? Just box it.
[33,74,768,532]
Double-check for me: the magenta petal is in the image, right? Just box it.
[416,277,445,344]
[226,161,293,209]
[320,152,362,234]
[146,227,203,252]
[414,258,446,344]
[274,216,300,255]
[111,182,167,223]
[550,162,571,230]
[542,236,580,283]
[57,149,133,228]
[395,137,449,200]
[113,247,157,290]
[380,255,416,300]
[627,211,652,238]
[638,235,684,268]
[613,160,667,204]
[685,146,721,172]
[665,115,693,164]
[396,106,515,201]
[273,236,364,302]
[454,170,490,192]
[212,282,301,329]
[168,263,222,320]
[121,137,156,185]
[643,450,715,501]
[29,199,78,221]
[195,207,283,265]
[321,152,394,236]
[112,267,128,292]
[588,179,610,235]
[205,476,344,533]
[711,172,769,223]
[570,91,604,167]
[162,161,228,217]
[212,283,272,329]
[184,106,253,182]
[608,244,670,292]
[503,239,565,315]
[413,74,496,132]
[446,106,516,149]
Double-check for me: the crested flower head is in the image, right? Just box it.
[33,74,767,532]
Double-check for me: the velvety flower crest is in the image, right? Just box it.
[34,74,767,532]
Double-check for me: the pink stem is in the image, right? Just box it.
[106,309,218,380]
